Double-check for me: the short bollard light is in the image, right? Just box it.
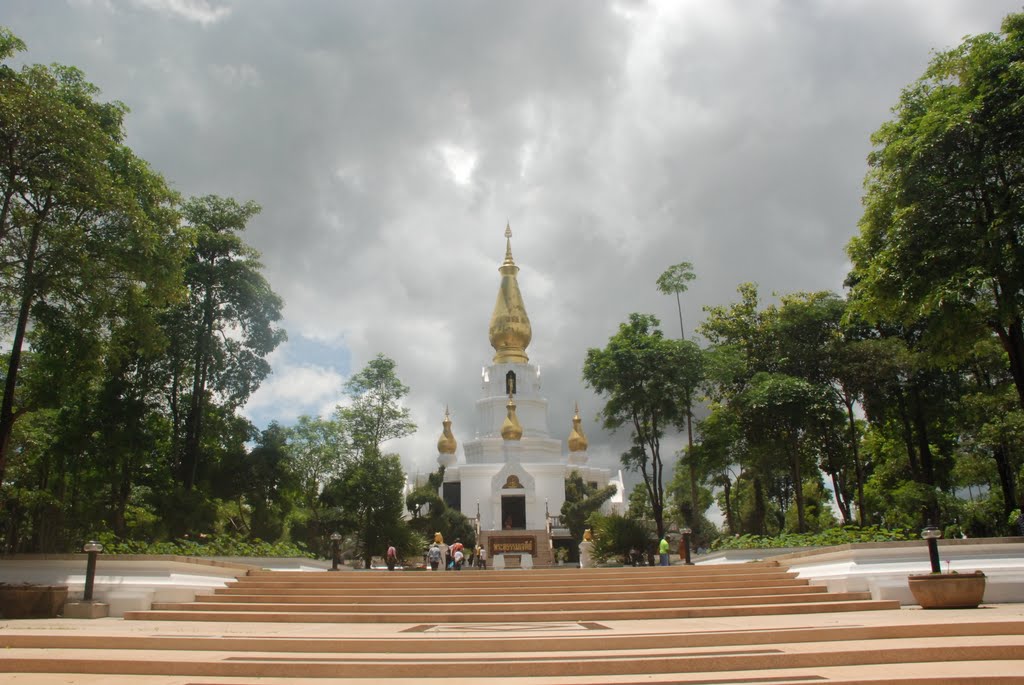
[681,527,694,565]
[329,532,342,572]
[922,524,942,574]
[82,540,103,601]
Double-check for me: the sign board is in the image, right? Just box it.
[489,535,536,556]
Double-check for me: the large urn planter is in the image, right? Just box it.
[907,571,986,609]
[0,584,69,619]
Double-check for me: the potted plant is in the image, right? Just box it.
[908,570,987,609]
[554,547,569,565]
[906,524,986,609]
[0,583,69,619]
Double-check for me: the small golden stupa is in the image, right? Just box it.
[567,403,588,453]
[436,406,457,455]
[500,393,523,441]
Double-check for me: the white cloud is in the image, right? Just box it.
[438,143,478,186]
[241,363,345,426]
[133,0,231,26]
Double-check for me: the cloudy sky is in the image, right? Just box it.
[5,1,1020,481]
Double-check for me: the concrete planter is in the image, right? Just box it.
[0,584,69,618]
[907,571,986,609]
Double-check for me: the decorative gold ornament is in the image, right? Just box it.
[437,406,457,454]
[488,223,532,364]
[568,402,588,452]
[503,474,523,489]
[501,393,523,441]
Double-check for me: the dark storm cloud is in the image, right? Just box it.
[4,0,1020,475]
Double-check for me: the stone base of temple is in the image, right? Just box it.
[478,529,556,567]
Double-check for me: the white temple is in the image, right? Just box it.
[434,225,623,563]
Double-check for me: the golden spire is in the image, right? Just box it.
[500,393,523,441]
[568,402,588,452]
[488,223,532,364]
[437,406,457,455]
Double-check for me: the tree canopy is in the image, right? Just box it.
[847,12,1024,408]
[583,313,701,540]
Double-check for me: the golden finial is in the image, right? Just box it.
[500,393,523,441]
[502,222,514,267]
[568,402,588,452]
[489,223,532,363]
[437,406,457,455]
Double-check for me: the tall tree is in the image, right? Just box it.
[0,31,186,489]
[583,313,695,540]
[656,261,696,340]
[847,12,1024,410]
[656,262,704,528]
[164,195,285,491]
[287,414,347,532]
[325,354,417,568]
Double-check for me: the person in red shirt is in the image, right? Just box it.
[451,539,465,570]
[386,543,397,571]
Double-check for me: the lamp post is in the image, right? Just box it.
[82,540,103,601]
[922,524,942,573]
[681,527,693,565]
[329,532,342,572]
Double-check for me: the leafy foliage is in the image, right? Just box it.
[589,513,655,563]
[94,532,315,558]
[710,525,915,551]
[583,313,702,540]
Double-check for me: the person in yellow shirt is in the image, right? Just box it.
[658,536,670,566]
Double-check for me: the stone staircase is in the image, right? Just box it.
[3,563,1023,683]
[121,562,899,623]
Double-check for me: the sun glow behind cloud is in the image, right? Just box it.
[438,143,478,186]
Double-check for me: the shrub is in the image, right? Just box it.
[92,532,315,558]
[709,525,914,551]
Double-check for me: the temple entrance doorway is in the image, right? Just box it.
[501,495,526,530]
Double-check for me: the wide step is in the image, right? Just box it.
[125,563,899,623]
[1,626,1023,680]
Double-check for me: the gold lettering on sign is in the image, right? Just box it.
[489,536,536,556]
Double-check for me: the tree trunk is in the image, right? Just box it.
[993,442,1020,522]
[182,281,216,490]
[686,408,698,525]
[992,318,1024,412]
[722,477,736,534]
[0,221,42,489]
[909,385,936,487]
[896,393,921,481]
[844,394,867,526]
[829,469,852,524]
[753,476,767,535]
[790,434,806,533]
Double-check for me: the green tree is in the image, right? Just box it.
[334,354,416,450]
[700,284,777,534]
[163,195,285,492]
[215,423,296,541]
[561,470,617,551]
[583,313,696,540]
[405,466,476,551]
[286,414,347,543]
[322,449,413,567]
[847,12,1024,410]
[656,262,706,523]
[325,354,417,568]
[656,261,696,341]
[589,513,652,565]
[0,31,186,489]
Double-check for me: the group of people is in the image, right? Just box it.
[426,532,486,571]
